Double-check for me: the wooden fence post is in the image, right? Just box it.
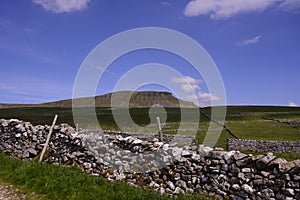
[76,123,79,133]
[156,117,163,142]
[39,114,58,162]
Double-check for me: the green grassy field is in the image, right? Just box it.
[0,106,300,199]
[0,106,300,144]
[0,106,300,152]
[0,154,206,200]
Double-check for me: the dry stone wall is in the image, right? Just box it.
[1,119,300,200]
[228,139,300,153]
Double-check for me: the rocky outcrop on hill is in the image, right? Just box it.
[1,119,300,199]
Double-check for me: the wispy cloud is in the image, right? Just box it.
[0,77,71,104]
[0,18,60,64]
[279,0,300,11]
[161,1,172,6]
[288,100,298,107]
[24,27,35,34]
[33,0,90,13]
[172,76,220,106]
[238,35,262,46]
[184,0,277,19]
[0,39,62,64]
[0,18,13,30]
[0,83,16,91]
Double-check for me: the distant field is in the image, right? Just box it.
[0,106,300,149]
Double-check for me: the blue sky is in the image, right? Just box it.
[0,0,299,106]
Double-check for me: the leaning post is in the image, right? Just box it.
[39,114,58,162]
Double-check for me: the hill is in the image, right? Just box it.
[0,91,197,108]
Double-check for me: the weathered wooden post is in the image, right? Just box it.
[39,114,58,162]
[76,123,79,133]
[156,116,163,142]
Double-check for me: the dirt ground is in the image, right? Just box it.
[0,181,42,200]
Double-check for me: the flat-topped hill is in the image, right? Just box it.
[0,91,197,108]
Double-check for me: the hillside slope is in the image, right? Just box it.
[0,91,197,108]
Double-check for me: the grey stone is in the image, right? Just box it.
[261,171,270,177]
[229,164,240,174]
[216,189,227,197]
[287,181,299,188]
[237,190,248,198]
[241,168,251,173]
[176,180,187,189]
[241,184,253,194]
[162,144,169,151]
[174,187,185,194]
[185,188,194,194]
[15,133,21,138]
[22,151,30,158]
[268,158,288,169]
[191,153,200,161]
[253,179,263,186]
[223,151,235,161]
[209,151,225,159]
[284,188,295,196]
[259,188,274,198]
[276,193,287,200]
[283,173,291,181]
[32,135,37,142]
[27,148,37,156]
[198,146,213,157]
[83,162,92,169]
[158,187,165,195]
[23,132,28,137]
[233,152,248,160]
[181,174,191,181]
[236,156,252,167]
[167,181,175,190]
[181,150,192,157]
[132,139,143,145]
[231,184,240,191]
[256,153,276,169]
[293,174,300,181]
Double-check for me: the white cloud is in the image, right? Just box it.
[184,0,277,19]
[172,76,202,85]
[288,100,298,107]
[239,35,262,46]
[172,76,202,93]
[181,84,200,93]
[186,91,221,106]
[172,76,221,106]
[186,94,198,101]
[197,91,221,102]
[33,0,90,13]
[279,0,300,11]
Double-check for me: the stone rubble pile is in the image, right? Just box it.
[78,130,196,173]
[228,138,300,154]
[0,119,300,200]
